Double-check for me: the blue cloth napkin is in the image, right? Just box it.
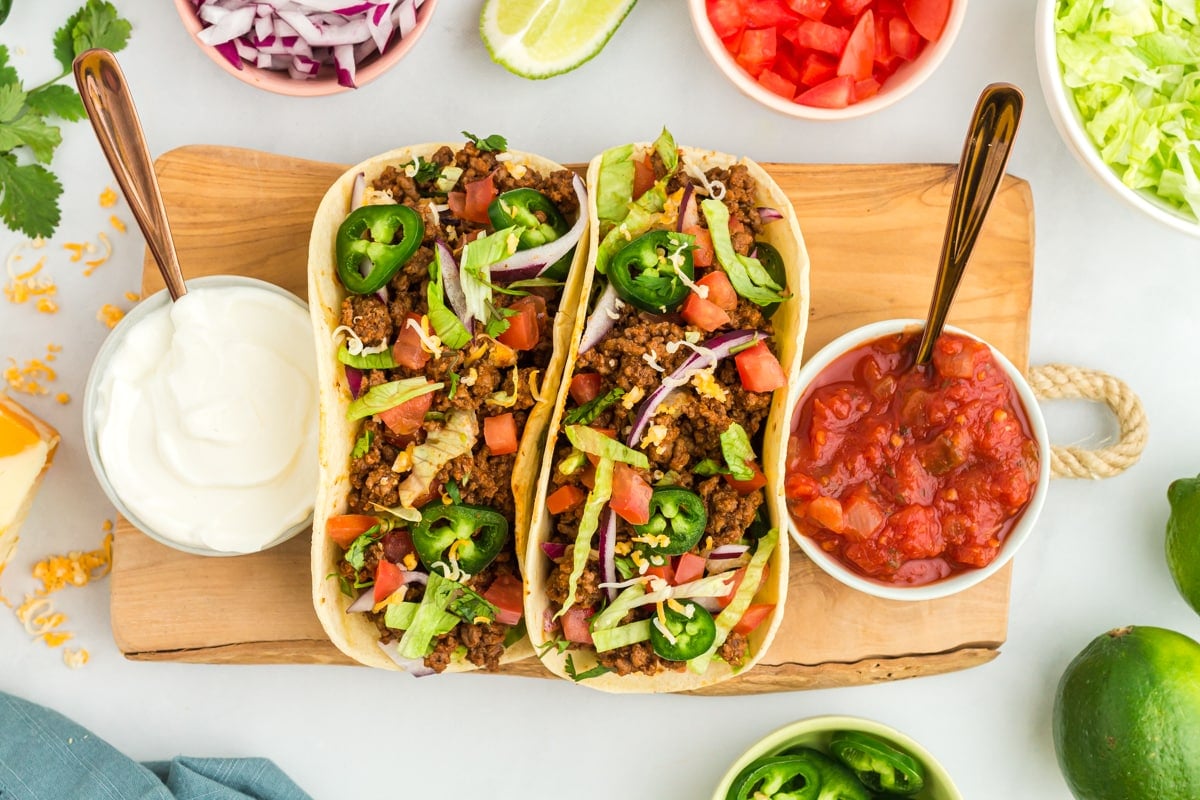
[0,692,311,800]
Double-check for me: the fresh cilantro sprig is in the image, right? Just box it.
[564,654,612,682]
[0,1,131,238]
[462,130,508,153]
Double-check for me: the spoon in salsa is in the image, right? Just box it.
[73,49,188,301]
[915,83,1024,365]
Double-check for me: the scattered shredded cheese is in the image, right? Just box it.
[5,245,58,309]
[402,552,418,571]
[666,597,687,614]
[109,215,127,234]
[527,369,543,402]
[641,350,666,373]
[653,604,676,645]
[621,385,645,410]
[691,368,729,402]
[487,366,521,408]
[631,549,649,575]
[391,443,415,474]
[5,345,59,396]
[331,325,388,356]
[55,393,70,405]
[99,187,118,208]
[639,424,670,452]
[613,541,632,556]
[461,368,478,387]
[97,303,125,329]
[32,533,113,595]
[63,648,90,669]
[82,233,113,276]
[632,533,672,549]
[124,291,141,302]
[63,242,93,263]
[406,316,444,359]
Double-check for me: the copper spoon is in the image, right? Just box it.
[73,49,187,300]
[915,83,1024,365]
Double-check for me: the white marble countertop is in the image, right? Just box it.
[2,2,1199,798]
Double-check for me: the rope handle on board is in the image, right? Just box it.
[1026,364,1147,480]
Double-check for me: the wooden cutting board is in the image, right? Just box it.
[110,145,1033,694]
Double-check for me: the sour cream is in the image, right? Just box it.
[92,282,318,554]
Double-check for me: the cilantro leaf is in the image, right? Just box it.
[26,85,86,121]
[407,156,440,183]
[344,525,381,571]
[484,306,518,339]
[447,585,497,623]
[0,83,25,123]
[564,387,625,426]
[693,458,730,477]
[0,154,62,238]
[0,47,18,90]
[564,654,612,682]
[462,131,508,153]
[351,430,374,459]
[54,7,87,72]
[2,114,62,163]
[70,1,131,63]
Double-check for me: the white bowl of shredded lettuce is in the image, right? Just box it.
[1037,0,1200,236]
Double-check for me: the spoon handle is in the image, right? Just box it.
[915,83,1024,365]
[73,49,187,301]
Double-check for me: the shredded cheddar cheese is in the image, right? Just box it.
[97,304,125,329]
[83,233,113,276]
[621,385,645,410]
[5,249,58,309]
[63,648,90,669]
[402,552,418,571]
[55,393,70,405]
[63,242,93,262]
[31,533,113,595]
[99,187,118,208]
[110,215,127,234]
[124,291,141,303]
[5,347,58,396]
[691,368,729,403]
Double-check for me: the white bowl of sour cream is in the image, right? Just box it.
[84,276,319,556]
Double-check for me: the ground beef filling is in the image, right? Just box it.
[543,157,778,677]
[336,143,577,673]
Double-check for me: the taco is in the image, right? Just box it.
[308,135,589,674]
[525,129,810,692]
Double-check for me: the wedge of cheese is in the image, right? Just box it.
[0,394,59,577]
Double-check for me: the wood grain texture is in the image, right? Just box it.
[112,146,1034,694]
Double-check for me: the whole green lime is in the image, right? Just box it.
[1053,626,1200,800]
[1167,475,1200,615]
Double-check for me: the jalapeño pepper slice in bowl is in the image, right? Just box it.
[633,487,707,556]
[335,204,424,295]
[488,188,569,249]
[727,755,824,800]
[608,229,695,313]
[411,503,510,575]
[649,599,716,661]
[829,730,926,796]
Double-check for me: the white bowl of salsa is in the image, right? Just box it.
[783,319,1049,601]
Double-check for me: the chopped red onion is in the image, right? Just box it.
[189,0,429,88]
[541,541,567,560]
[677,183,698,232]
[346,589,374,613]
[435,241,472,330]
[378,642,435,676]
[627,329,767,448]
[708,544,750,559]
[598,510,617,601]
[578,281,621,355]
[757,206,784,223]
[490,175,588,284]
[345,365,364,398]
[350,172,365,210]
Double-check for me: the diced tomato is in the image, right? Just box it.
[561,606,594,644]
[807,495,845,531]
[707,0,745,38]
[680,291,732,332]
[790,19,849,55]
[546,485,586,515]
[746,0,801,27]
[633,155,656,200]
[837,0,872,14]
[758,67,797,100]
[799,52,838,86]
[646,563,675,584]
[724,462,768,495]
[496,294,544,351]
[796,74,855,108]
[484,413,520,456]
[682,225,714,268]
[873,9,894,64]
[482,573,524,626]
[889,14,922,59]
[462,173,497,224]
[374,559,404,604]
[392,312,430,370]
[611,464,652,525]
[378,391,433,436]
[326,514,379,548]
[855,76,881,101]
[903,0,950,41]
[674,552,707,585]
[717,562,771,609]
[697,270,738,311]
[733,603,776,635]
[737,27,777,77]
[569,373,603,405]
[735,341,787,392]
[837,10,875,81]
[787,0,831,20]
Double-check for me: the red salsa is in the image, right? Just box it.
[785,331,1039,585]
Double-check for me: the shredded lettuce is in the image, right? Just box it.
[397,572,461,659]
[701,199,787,306]
[653,127,679,174]
[596,143,636,231]
[720,422,757,481]
[337,344,397,370]
[396,409,478,509]
[1056,0,1200,219]
[593,619,652,653]
[558,458,614,617]
[565,425,650,468]
[428,249,471,350]
[689,528,778,674]
[384,600,458,636]
[590,582,647,631]
[460,226,521,328]
[563,387,625,426]
[347,378,442,421]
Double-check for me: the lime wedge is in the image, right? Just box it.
[480,0,638,80]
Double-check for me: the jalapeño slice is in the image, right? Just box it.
[649,599,715,661]
[608,230,694,313]
[828,730,927,795]
[632,487,707,556]
[336,204,424,295]
[411,504,509,575]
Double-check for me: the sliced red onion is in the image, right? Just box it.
[350,172,365,211]
[541,541,567,560]
[677,183,698,232]
[435,241,472,330]
[578,281,621,355]
[627,329,767,448]
[543,607,556,633]
[378,642,435,677]
[490,175,588,284]
[345,365,364,398]
[598,510,618,601]
[692,596,722,613]
[757,206,784,223]
[346,589,374,613]
[708,544,750,559]
[190,0,430,88]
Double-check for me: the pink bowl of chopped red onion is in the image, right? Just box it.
[175,0,437,96]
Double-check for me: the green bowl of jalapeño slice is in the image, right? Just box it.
[712,716,963,800]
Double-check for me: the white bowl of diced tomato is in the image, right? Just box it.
[782,319,1050,601]
[689,0,966,119]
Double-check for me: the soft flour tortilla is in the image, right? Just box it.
[308,144,589,672]
[524,144,811,693]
